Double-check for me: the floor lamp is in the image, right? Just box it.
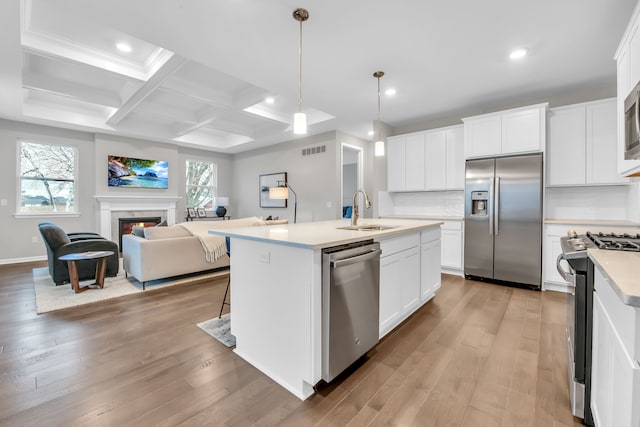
[269,183,297,223]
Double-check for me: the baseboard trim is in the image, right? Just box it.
[441,267,463,277]
[0,255,47,265]
[543,281,570,293]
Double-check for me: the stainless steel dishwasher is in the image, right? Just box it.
[322,240,381,382]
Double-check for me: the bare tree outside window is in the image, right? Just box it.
[19,141,76,213]
[185,160,216,208]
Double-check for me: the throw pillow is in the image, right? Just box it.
[131,225,145,237]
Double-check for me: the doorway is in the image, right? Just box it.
[341,143,363,219]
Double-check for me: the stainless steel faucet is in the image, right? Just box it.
[351,189,371,226]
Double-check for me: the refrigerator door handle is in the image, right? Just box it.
[495,176,500,235]
[488,177,495,236]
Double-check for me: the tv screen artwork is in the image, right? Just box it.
[108,155,168,189]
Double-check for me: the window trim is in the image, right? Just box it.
[185,159,217,208]
[16,138,80,217]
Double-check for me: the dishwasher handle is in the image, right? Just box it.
[331,249,381,269]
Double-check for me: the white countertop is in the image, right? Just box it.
[545,218,640,227]
[589,250,640,307]
[379,214,464,221]
[209,218,443,249]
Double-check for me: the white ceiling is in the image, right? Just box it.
[0,0,636,153]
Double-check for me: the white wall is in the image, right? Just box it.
[378,191,465,218]
[544,185,633,221]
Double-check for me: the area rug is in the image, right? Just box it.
[197,314,236,347]
[33,265,228,314]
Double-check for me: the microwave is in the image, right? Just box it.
[624,81,640,160]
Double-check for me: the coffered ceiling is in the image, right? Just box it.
[0,0,636,153]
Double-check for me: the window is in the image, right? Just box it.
[185,160,217,208]
[19,140,77,214]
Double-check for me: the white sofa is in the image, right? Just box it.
[122,216,285,287]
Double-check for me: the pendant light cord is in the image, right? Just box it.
[298,18,303,113]
[377,75,381,141]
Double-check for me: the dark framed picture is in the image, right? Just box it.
[197,207,207,218]
[187,207,196,218]
[259,172,288,208]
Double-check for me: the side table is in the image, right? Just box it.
[59,251,115,293]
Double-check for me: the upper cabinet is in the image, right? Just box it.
[547,99,627,186]
[386,124,464,192]
[615,2,640,176]
[462,103,548,159]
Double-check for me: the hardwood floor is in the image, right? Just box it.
[0,262,582,426]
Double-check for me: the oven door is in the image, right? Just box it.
[624,84,640,160]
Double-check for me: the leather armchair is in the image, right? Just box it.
[38,222,105,242]
[38,223,119,285]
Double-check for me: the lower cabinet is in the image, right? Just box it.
[378,230,441,339]
[441,221,463,272]
[591,266,640,427]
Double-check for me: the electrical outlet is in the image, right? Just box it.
[32,236,38,243]
[259,251,270,264]
[326,201,332,208]
[0,199,7,207]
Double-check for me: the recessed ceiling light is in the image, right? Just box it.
[385,88,397,96]
[265,97,275,104]
[116,43,132,53]
[509,48,528,60]
[368,130,374,136]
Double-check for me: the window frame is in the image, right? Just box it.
[15,139,80,218]
[185,159,217,209]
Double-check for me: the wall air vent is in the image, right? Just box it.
[302,145,326,156]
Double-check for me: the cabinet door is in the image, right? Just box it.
[379,253,403,338]
[441,229,462,269]
[464,114,501,158]
[445,126,465,189]
[544,235,570,285]
[629,23,640,92]
[405,133,425,191]
[547,106,586,185]
[387,136,406,192]
[591,292,640,427]
[586,100,627,185]
[424,130,447,190]
[401,247,421,315]
[502,107,543,154]
[421,240,441,301]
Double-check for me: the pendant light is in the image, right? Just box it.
[373,71,385,156]
[293,8,309,135]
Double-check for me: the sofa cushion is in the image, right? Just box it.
[144,225,191,240]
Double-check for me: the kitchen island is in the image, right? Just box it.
[209,218,442,400]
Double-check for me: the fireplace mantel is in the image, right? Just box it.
[95,195,181,239]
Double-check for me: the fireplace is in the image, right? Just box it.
[118,217,161,249]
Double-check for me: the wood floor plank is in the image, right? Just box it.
[0,264,583,427]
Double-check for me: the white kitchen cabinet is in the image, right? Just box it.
[547,99,626,186]
[463,103,547,159]
[386,125,465,192]
[387,135,406,191]
[424,130,447,190]
[591,266,640,427]
[405,134,425,191]
[421,230,441,301]
[615,4,640,176]
[378,231,440,338]
[445,126,465,189]
[441,221,463,273]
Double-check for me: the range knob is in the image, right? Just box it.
[568,229,578,238]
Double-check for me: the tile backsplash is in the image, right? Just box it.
[378,191,464,217]
[544,186,632,221]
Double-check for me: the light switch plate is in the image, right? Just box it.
[259,252,270,263]
[0,199,7,206]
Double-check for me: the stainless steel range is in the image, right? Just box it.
[558,230,640,426]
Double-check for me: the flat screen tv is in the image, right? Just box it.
[108,155,168,189]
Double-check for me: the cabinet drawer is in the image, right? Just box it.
[420,227,441,244]
[442,221,462,231]
[379,233,420,257]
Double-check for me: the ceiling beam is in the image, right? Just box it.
[22,72,122,108]
[106,54,188,126]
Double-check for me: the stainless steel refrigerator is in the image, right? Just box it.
[464,153,543,289]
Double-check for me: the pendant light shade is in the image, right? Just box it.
[293,8,309,135]
[374,71,385,157]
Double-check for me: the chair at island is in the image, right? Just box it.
[38,223,119,286]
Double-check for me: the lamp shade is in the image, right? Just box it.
[214,196,229,206]
[374,140,385,157]
[269,186,289,200]
[293,112,307,134]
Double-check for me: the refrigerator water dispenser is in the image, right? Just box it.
[471,191,489,216]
